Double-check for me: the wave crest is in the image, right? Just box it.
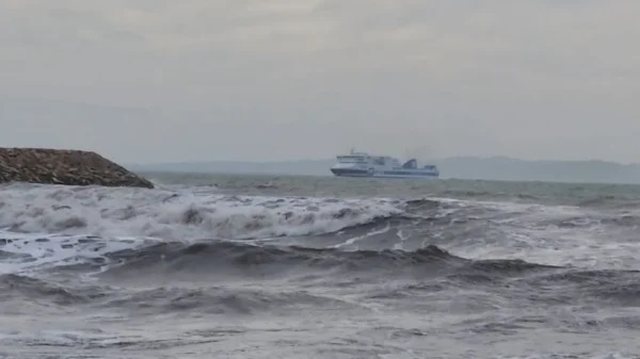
[0,184,402,240]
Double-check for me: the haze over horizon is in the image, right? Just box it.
[1,1,639,164]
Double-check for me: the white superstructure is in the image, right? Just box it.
[330,151,439,179]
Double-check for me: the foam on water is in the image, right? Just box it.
[426,198,640,270]
[499,354,637,359]
[0,232,154,275]
[3,183,639,273]
[0,183,405,275]
[3,178,640,358]
[0,183,401,241]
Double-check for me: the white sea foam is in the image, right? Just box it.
[0,183,401,241]
[3,183,639,273]
[434,198,640,269]
[0,232,153,275]
[0,183,402,274]
[499,354,637,359]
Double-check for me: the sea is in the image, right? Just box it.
[1,173,640,359]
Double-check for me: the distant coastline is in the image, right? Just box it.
[129,156,640,185]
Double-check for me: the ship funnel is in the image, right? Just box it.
[402,159,418,169]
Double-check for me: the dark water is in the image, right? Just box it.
[1,174,640,358]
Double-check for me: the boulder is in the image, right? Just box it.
[0,148,154,188]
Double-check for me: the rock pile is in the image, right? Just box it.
[0,148,154,188]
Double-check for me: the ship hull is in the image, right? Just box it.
[330,168,371,177]
[331,168,438,179]
[372,172,439,179]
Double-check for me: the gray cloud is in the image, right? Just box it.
[1,0,639,163]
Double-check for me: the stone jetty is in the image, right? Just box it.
[0,148,154,188]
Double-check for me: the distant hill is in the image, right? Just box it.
[130,157,640,184]
[432,157,640,184]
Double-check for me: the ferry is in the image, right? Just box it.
[330,151,439,179]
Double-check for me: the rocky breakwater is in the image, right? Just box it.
[0,148,154,188]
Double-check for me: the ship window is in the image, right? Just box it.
[338,156,366,163]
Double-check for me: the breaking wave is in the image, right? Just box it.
[0,183,402,241]
[5,240,640,316]
[99,241,561,284]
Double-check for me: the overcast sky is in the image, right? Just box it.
[1,0,639,163]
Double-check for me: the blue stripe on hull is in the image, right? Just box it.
[373,174,439,179]
[381,171,438,176]
[332,173,439,179]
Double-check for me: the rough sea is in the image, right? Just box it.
[2,173,640,358]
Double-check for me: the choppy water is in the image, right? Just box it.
[2,173,640,358]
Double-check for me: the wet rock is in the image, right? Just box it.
[0,148,153,188]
